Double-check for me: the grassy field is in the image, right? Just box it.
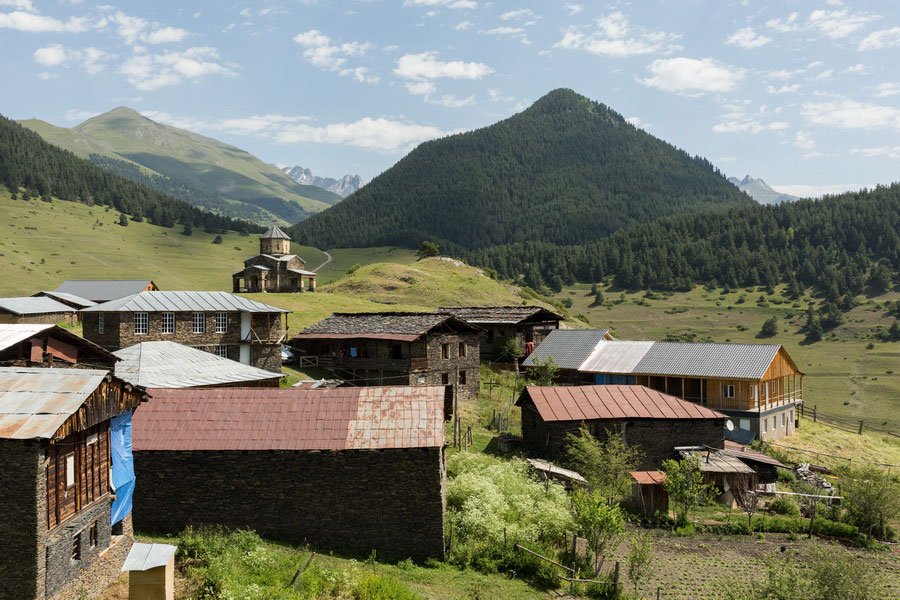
[561,283,900,433]
[316,246,419,284]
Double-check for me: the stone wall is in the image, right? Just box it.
[250,343,283,373]
[0,311,76,325]
[0,440,41,600]
[134,447,446,562]
[419,333,481,400]
[42,498,114,599]
[521,400,725,469]
[47,513,132,600]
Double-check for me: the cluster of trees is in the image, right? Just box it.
[290,88,752,250]
[0,115,263,234]
[468,184,900,297]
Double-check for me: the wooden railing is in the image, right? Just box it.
[306,356,430,371]
[687,392,802,412]
[241,328,288,344]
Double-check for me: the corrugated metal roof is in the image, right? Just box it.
[0,367,108,439]
[82,291,289,313]
[632,342,782,380]
[132,385,446,451]
[0,297,74,316]
[261,225,291,239]
[55,280,155,302]
[113,341,282,388]
[723,440,786,468]
[521,329,611,369]
[631,471,666,485]
[33,291,97,309]
[519,385,727,423]
[580,341,655,373]
[679,448,755,474]
[0,324,56,351]
[122,543,177,572]
[527,458,587,483]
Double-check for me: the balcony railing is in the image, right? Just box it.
[241,328,288,344]
[298,355,429,371]
[686,392,802,413]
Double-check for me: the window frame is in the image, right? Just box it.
[441,343,450,359]
[459,370,467,385]
[458,342,466,358]
[441,372,449,385]
[723,384,735,399]
[161,312,175,334]
[133,312,148,335]
[97,313,104,335]
[192,312,206,334]
[215,345,228,358]
[215,312,228,334]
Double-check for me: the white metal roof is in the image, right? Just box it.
[82,291,289,313]
[0,324,56,351]
[0,367,109,439]
[521,329,611,369]
[580,341,655,373]
[55,280,154,302]
[0,297,74,315]
[122,543,177,572]
[113,341,282,388]
[34,291,97,308]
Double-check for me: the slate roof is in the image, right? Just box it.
[0,296,74,315]
[55,280,155,302]
[0,367,109,439]
[439,306,563,325]
[32,291,97,309]
[723,440,786,468]
[82,291,289,313]
[261,225,291,239]
[518,385,727,422]
[295,312,481,342]
[678,447,755,474]
[113,341,282,388]
[132,386,446,451]
[521,329,612,369]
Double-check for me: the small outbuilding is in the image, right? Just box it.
[0,323,119,369]
[628,471,668,517]
[132,385,447,562]
[438,306,564,359]
[0,297,79,325]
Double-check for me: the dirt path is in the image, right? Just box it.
[312,250,333,272]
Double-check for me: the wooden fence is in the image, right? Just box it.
[799,404,899,438]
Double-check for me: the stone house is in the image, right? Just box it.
[113,341,282,388]
[54,280,158,303]
[0,323,119,369]
[232,225,317,293]
[516,384,727,469]
[0,297,79,325]
[524,336,803,442]
[0,367,145,600]
[132,385,447,562]
[292,312,482,401]
[81,291,290,372]
[438,306,563,359]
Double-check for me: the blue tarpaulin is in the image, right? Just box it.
[110,412,135,526]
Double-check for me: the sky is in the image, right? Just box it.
[2,1,899,196]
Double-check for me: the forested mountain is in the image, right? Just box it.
[467,184,900,297]
[19,108,341,225]
[0,114,263,234]
[289,89,754,249]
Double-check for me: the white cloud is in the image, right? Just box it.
[273,117,448,152]
[873,82,900,97]
[0,10,90,32]
[500,9,537,21]
[850,145,900,159]
[340,66,379,83]
[0,0,35,11]
[859,27,900,51]
[766,84,800,94]
[292,29,375,78]
[36,71,58,79]
[394,51,492,79]
[625,116,651,129]
[33,43,112,74]
[766,12,800,33]
[801,100,900,130]
[555,12,681,58]
[64,108,100,121]
[218,114,313,135]
[794,131,816,151]
[843,63,867,74]
[771,183,865,198]
[33,43,69,66]
[431,94,475,108]
[725,27,771,49]
[808,9,878,39]
[813,69,834,80]
[92,9,190,45]
[404,79,474,108]
[564,4,583,16]
[120,46,234,91]
[453,20,472,30]
[482,25,530,43]
[639,57,744,94]
[765,68,801,80]
[403,0,476,9]
[405,81,437,96]
[141,26,189,44]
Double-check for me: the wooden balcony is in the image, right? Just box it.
[687,392,802,413]
[298,355,429,372]
[241,328,289,344]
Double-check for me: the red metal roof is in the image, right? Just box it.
[520,385,727,423]
[132,386,446,451]
[631,471,666,485]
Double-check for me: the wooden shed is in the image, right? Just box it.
[628,471,668,517]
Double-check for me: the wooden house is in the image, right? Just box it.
[0,297,79,325]
[232,225,317,293]
[438,306,563,359]
[0,323,119,369]
[54,280,158,303]
[81,291,290,372]
[292,312,482,400]
[132,386,446,562]
[524,337,803,441]
[516,385,727,468]
[0,367,144,600]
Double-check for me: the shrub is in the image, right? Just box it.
[769,496,800,517]
[347,263,362,275]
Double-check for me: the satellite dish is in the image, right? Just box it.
[726,420,735,431]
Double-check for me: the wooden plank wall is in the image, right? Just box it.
[46,422,111,531]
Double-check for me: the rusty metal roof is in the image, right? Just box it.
[631,471,666,485]
[0,367,109,439]
[132,385,446,451]
[519,385,727,422]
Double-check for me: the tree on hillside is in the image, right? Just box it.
[417,241,439,259]
[118,213,129,227]
[759,316,778,338]
[662,456,715,525]
[566,425,644,504]
[182,223,193,236]
[527,356,559,386]
[839,465,900,540]
[212,235,223,244]
[571,489,625,571]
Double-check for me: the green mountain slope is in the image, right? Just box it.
[19,108,341,225]
[290,88,754,250]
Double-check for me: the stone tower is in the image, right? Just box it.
[260,225,291,256]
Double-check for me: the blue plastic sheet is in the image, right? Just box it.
[110,411,135,526]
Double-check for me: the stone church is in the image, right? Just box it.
[233,226,317,293]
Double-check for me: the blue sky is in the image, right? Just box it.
[2,1,899,196]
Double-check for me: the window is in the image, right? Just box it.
[162,312,175,334]
[65,454,75,487]
[486,330,495,342]
[417,375,426,384]
[723,384,735,399]
[458,342,466,358]
[89,522,98,548]
[192,312,206,333]
[459,370,467,385]
[97,313,104,334]
[215,345,228,358]
[773,417,777,430]
[390,343,402,359]
[441,372,449,385]
[781,413,786,428]
[215,312,228,333]
[762,419,768,434]
[72,534,81,561]
[739,418,751,431]
[134,312,148,335]
[790,410,794,424]
[441,343,450,359]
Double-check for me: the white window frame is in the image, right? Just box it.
[215,312,228,333]
[65,454,75,487]
[215,345,228,358]
[134,312,148,335]
[781,413,786,428]
[161,312,175,334]
[192,312,206,334]
[762,419,768,434]
[97,313,104,334]
[723,384,735,399]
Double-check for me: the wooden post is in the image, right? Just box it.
[859,421,864,435]
[657,587,661,600]
[813,405,817,422]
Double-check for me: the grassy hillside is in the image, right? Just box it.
[564,283,900,432]
[19,108,341,224]
[0,190,324,295]
[316,247,419,284]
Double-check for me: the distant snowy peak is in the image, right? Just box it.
[728,174,799,205]
[283,165,362,198]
